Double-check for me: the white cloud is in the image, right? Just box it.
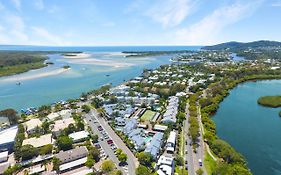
[33,0,44,10]
[175,1,263,45]
[127,0,196,28]
[31,26,71,46]
[271,0,281,7]
[5,14,28,41]
[0,25,10,43]
[11,0,21,10]
[145,0,195,28]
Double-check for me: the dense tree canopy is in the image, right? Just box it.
[137,152,153,166]
[21,144,39,160]
[0,108,18,125]
[56,136,73,151]
[136,165,151,175]
[101,160,115,173]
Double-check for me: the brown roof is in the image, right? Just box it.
[55,146,88,163]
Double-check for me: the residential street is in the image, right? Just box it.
[195,105,207,175]
[84,113,127,175]
[86,109,138,175]
[184,102,196,175]
[185,101,207,175]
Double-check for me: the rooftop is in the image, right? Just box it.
[59,157,87,172]
[0,125,18,145]
[24,118,42,131]
[52,118,75,132]
[56,146,88,163]
[0,151,8,159]
[22,134,52,148]
[69,131,89,142]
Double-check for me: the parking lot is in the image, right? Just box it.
[84,113,130,174]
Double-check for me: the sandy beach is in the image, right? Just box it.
[64,58,134,68]
[63,53,91,59]
[106,52,133,57]
[1,68,70,82]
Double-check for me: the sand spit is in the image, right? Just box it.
[1,68,70,82]
[63,53,91,59]
[65,58,134,68]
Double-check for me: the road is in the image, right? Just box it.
[195,105,207,175]
[84,113,127,175]
[184,101,196,175]
[86,109,138,175]
[184,101,207,175]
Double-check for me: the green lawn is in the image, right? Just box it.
[179,128,185,157]
[204,151,217,175]
[140,110,156,121]
[175,166,188,175]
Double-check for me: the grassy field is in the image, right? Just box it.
[204,151,217,175]
[179,129,185,157]
[140,110,156,121]
[257,96,281,108]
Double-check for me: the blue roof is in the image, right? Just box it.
[144,132,164,158]
[123,118,137,135]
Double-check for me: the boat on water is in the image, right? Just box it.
[16,82,21,86]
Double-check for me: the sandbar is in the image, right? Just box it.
[63,53,91,59]
[1,68,70,82]
[64,58,134,68]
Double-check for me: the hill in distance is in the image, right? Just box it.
[202,40,281,51]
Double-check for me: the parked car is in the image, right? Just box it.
[107,139,113,144]
[98,126,103,131]
[198,159,202,166]
[111,145,117,150]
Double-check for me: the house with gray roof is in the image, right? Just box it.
[123,118,138,135]
[145,132,164,159]
[55,146,88,164]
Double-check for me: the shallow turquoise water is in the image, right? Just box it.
[0,46,202,111]
[0,52,173,111]
[213,80,281,175]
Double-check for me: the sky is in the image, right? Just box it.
[0,0,281,46]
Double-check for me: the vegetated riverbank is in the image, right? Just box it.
[0,62,47,77]
[0,51,49,77]
[257,95,281,108]
[198,69,281,173]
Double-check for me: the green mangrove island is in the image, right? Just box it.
[0,51,47,77]
[257,95,281,108]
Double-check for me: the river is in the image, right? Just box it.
[213,80,281,175]
[0,46,200,111]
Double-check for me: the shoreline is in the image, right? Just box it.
[203,76,281,174]
[1,58,281,174]
[63,53,91,59]
[64,58,134,68]
[0,68,70,82]
[0,62,47,78]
